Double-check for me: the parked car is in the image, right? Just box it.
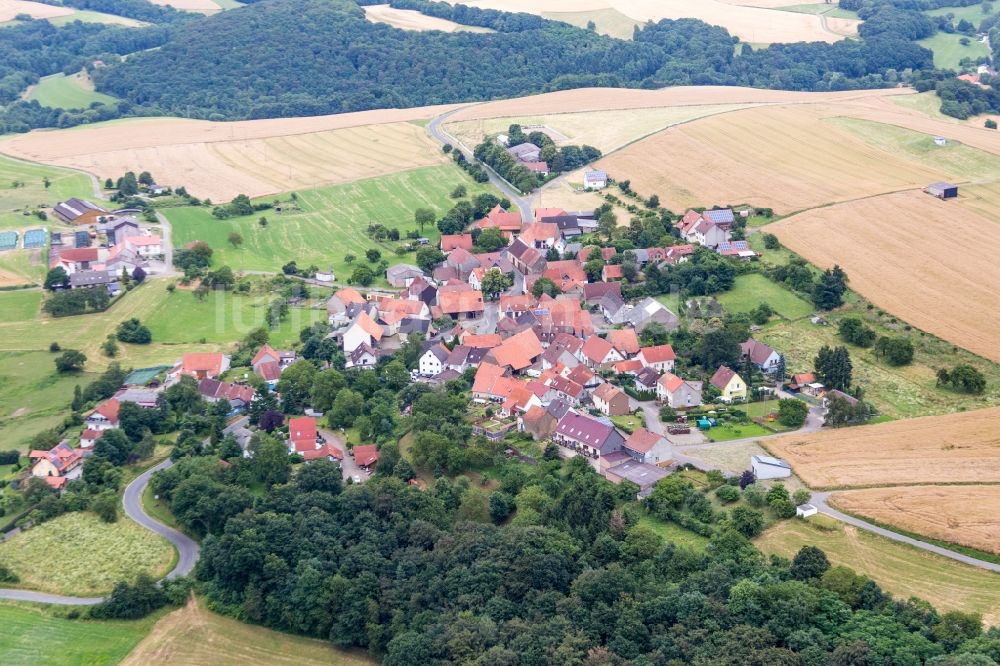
[352,474,362,484]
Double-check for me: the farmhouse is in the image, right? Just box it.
[592,382,631,417]
[710,365,746,402]
[438,289,485,320]
[675,209,732,248]
[86,399,120,431]
[342,311,384,353]
[622,298,679,332]
[53,198,107,226]
[607,328,640,357]
[553,411,625,459]
[623,427,671,465]
[252,344,296,387]
[419,343,450,377]
[29,442,85,481]
[54,247,100,275]
[441,234,474,252]
[751,454,792,480]
[476,204,522,236]
[579,335,624,369]
[198,379,255,412]
[385,263,424,288]
[171,352,230,381]
[507,142,541,162]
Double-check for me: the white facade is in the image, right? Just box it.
[419,348,445,376]
[751,454,791,480]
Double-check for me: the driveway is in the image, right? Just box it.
[319,429,369,483]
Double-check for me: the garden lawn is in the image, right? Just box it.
[716,273,814,320]
[917,31,989,70]
[0,512,175,596]
[756,518,1000,626]
[0,603,160,666]
[166,164,499,280]
[26,72,117,110]
[704,421,770,442]
[637,515,709,551]
[0,153,94,229]
[610,413,643,433]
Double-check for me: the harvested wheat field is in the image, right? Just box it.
[0,0,73,21]
[597,104,956,213]
[768,407,1000,489]
[446,103,757,153]
[444,0,857,43]
[122,596,374,666]
[829,486,1000,556]
[365,4,493,31]
[770,189,1000,362]
[0,111,454,201]
[146,0,219,12]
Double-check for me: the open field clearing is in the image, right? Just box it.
[756,520,1000,625]
[121,596,375,666]
[541,7,640,38]
[147,0,220,12]
[445,103,756,153]
[0,350,97,451]
[0,154,94,230]
[0,0,72,21]
[716,273,814,320]
[0,280,326,374]
[829,486,1000,556]
[48,8,148,26]
[0,247,45,286]
[446,86,901,123]
[167,164,496,276]
[757,305,1000,420]
[0,603,159,666]
[0,512,174,596]
[0,104,460,201]
[918,31,991,70]
[767,407,1000,488]
[442,0,857,43]
[770,190,1000,363]
[596,104,971,214]
[26,71,117,110]
[365,4,493,31]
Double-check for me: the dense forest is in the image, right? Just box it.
[155,447,1000,664]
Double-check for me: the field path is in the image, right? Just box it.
[0,458,197,605]
[811,491,1000,573]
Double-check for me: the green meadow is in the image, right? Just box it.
[27,72,118,110]
[917,31,990,70]
[716,273,814,320]
[0,153,95,229]
[165,164,498,279]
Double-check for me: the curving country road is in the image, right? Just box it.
[0,458,198,605]
[427,107,535,222]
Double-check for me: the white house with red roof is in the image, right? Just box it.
[343,311,384,353]
[578,336,624,369]
[170,352,230,382]
[287,416,320,454]
[637,345,676,373]
[86,398,120,431]
[623,427,671,465]
[252,344,296,388]
[29,442,85,481]
[656,373,703,409]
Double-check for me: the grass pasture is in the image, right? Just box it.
[0,153,94,229]
[829,486,1000,556]
[767,406,1000,489]
[541,7,641,38]
[0,603,159,666]
[715,273,813,320]
[917,31,990,70]
[121,596,375,666]
[637,515,710,551]
[756,519,1000,626]
[26,71,117,110]
[166,165,497,276]
[770,189,1000,364]
[0,289,41,321]
[0,512,174,596]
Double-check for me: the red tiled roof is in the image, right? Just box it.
[566,364,594,386]
[491,328,543,371]
[252,344,281,368]
[441,234,474,252]
[353,444,379,467]
[477,204,522,231]
[335,287,367,305]
[93,398,121,424]
[639,344,676,364]
[288,416,317,452]
[624,427,663,454]
[303,443,343,461]
[439,289,485,315]
[608,329,640,355]
[581,336,615,364]
[472,362,507,395]
[58,247,99,263]
[613,358,643,375]
[534,207,567,221]
[179,352,226,378]
[354,311,384,342]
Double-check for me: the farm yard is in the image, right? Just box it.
[829,486,1000,557]
[767,407,1000,488]
[769,189,1000,363]
[121,597,375,666]
[0,108,460,201]
[25,72,117,111]
[166,164,497,276]
[0,512,174,596]
[0,603,159,666]
[441,0,858,43]
[756,519,1000,626]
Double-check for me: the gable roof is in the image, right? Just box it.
[477,204,522,232]
[92,399,121,424]
[624,427,664,454]
[555,411,619,448]
[472,362,508,395]
[58,247,100,263]
[639,344,676,364]
[335,287,367,305]
[179,352,227,377]
[583,281,622,302]
[288,416,318,452]
[353,444,380,467]
[491,328,543,371]
[581,336,615,364]
[441,234,474,252]
[353,311,384,342]
[439,289,485,315]
[741,338,778,365]
[608,329,640,355]
[710,365,740,390]
[423,342,450,363]
[593,382,627,404]
[252,344,281,367]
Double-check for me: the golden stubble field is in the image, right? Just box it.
[770,188,1000,363]
[0,107,457,201]
[0,0,73,21]
[829,486,1000,555]
[441,0,858,43]
[364,3,493,32]
[768,407,1000,489]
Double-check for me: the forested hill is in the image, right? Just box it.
[94,0,933,121]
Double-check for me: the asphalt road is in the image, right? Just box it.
[427,107,534,222]
[0,458,199,605]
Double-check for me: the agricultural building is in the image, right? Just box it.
[925,182,958,199]
[751,454,792,480]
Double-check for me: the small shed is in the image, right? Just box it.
[933,136,947,146]
[751,454,791,479]
[796,504,818,518]
[926,182,958,199]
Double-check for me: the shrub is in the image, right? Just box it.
[49,342,61,352]
[0,562,19,583]
[986,119,998,130]
[730,505,765,537]
[89,574,168,620]
[873,336,914,366]
[777,399,809,427]
[762,233,781,249]
[838,317,876,347]
[715,485,740,503]
[55,350,87,373]
[0,450,19,465]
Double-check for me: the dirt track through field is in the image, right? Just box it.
[768,407,1000,488]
